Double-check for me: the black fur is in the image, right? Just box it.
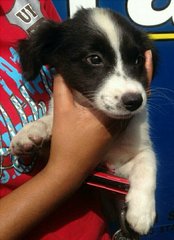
[109,10,157,88]
[18,8,157,98]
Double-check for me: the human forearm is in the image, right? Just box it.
[0,160,91,240]
[0,76,112,239]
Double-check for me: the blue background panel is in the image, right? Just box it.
[52,1,174,239]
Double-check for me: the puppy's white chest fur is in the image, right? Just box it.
[105,110,151,174]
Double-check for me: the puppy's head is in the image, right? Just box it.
[19,8,157,119]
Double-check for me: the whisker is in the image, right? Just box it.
[149,89,174,105]
[152,87,174,94]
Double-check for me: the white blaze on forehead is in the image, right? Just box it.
[90,8,123,73]
[90,8,120,51]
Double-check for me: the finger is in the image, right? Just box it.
[145,50,153,84]
[144,50,153,96]
[53,74,74,110]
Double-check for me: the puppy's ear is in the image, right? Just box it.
[18,20,63,81]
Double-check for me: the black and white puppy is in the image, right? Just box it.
[10,8,157,235]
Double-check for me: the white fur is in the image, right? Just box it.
[105,110,156,234]
[91,9,125,77]
[94,73,147,118]
[91,8,120,51]
[92,9,147,119]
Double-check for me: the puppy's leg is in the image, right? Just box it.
[118,148,156,235]
[10,115,53,155]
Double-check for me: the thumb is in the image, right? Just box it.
[53,75,74,111]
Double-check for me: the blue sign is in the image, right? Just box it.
[53,1,174,239]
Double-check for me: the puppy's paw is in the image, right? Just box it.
[10,121,50,155]
[126,191,156,235]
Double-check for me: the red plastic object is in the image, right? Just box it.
[86,171,129,195]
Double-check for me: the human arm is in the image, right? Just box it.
[0,76,112,240]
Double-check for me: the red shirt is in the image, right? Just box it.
[0,1,111,239]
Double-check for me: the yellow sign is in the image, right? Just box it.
[149,33,174,40]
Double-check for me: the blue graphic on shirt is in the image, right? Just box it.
[0,57,22,88]
[0,78,13,96]
[0,47,53,183]
[0,170,10,184]
[10,47,20,63]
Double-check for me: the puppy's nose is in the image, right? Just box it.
[121,93,143,111]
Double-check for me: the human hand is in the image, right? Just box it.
[0,75,113,240]
[45,75,112,181]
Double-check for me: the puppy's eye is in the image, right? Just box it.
[135,55,145,65]
[86,54,103,66]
